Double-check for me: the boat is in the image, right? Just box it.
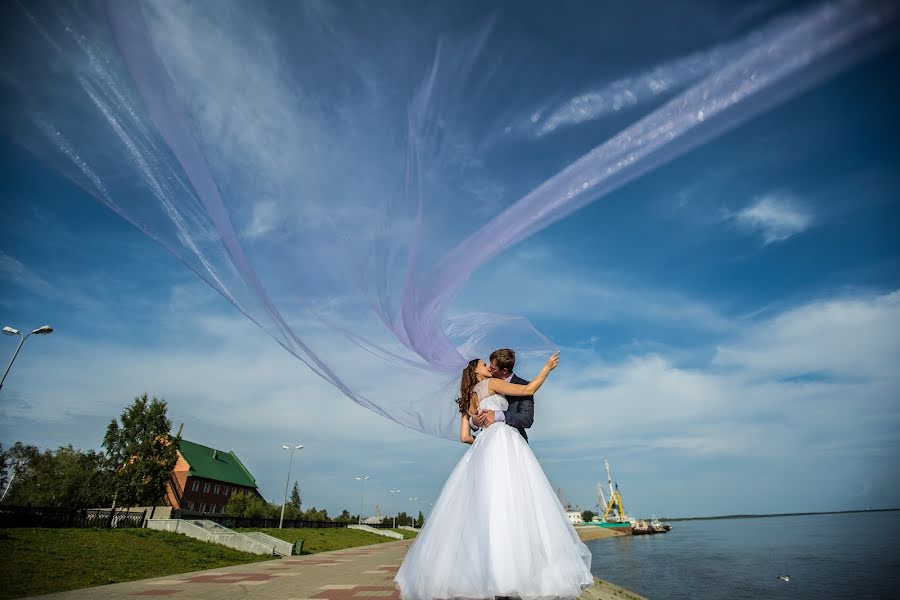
[650,517,669,533]
[592,458,634,534]
[632,519,652,535]
[595,520,633,534]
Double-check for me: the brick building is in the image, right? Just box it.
[165,439,261,515]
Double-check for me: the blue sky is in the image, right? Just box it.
[1,1,898,519]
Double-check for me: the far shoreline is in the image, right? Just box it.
[662,507,899,522]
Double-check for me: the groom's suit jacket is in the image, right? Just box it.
[504,374,535,443]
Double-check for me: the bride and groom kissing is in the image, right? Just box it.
[395,349,593,600]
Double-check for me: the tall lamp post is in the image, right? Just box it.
[279,444,303,529]
[1,325,53,392]
[355,476,370,524]
[389,489,401,528]
[408,497,418,528]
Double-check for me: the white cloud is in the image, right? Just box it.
[0,251,56,299]
[713,290,900,378]
[733,194,814,244]
[242,201,279,239]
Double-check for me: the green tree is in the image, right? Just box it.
[102,394,181,506]
[223,490,250,516]
[0,443,10,495]
[416,510,424,527]
[582,510,596,522]
[335,509,353,523]
[289,481,301,511]
[300,506,329,521]
[244,495,275,518]
[1,442,112,507]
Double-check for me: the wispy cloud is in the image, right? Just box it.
[242,201,279,239]
[732,193,814,244]
[0,251,56,299]
[526,289,900,512]
[713,290,900,378]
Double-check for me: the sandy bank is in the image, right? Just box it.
[576,525,629,541]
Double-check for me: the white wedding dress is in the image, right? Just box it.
[395,379,593,600]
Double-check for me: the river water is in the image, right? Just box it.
[585,511,900,599]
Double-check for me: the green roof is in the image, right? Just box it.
[178,439,258,489]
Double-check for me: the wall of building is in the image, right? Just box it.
[179,477,256,515]
[165,453,191,509]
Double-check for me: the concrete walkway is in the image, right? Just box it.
[21,540,646,600]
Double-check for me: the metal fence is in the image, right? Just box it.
[0,506,147,529]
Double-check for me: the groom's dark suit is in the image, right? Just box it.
[503,374,535,443]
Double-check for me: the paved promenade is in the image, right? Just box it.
[21,539,645,600]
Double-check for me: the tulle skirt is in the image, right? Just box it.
[395,423,593,600]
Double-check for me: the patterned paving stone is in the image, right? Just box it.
[181,572,277,584]
[13,537,644,600]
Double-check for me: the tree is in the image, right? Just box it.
[289,481,301,511]
[0,443,10,495]
[300,506,329,521]
[102,394,181,506]
[335,509,353,523]
[416,510,425,527]
[244,495,276,519]
[1,442,112,507]
[223,490,250,516]
[582,510,596,523]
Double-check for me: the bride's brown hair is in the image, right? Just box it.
[456,359,480,415]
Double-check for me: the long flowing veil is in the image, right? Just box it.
[1,0,896,439]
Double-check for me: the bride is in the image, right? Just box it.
[395,352,593,600]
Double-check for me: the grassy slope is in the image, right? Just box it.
[390,528,418,539]
[0,528,270,600]
[235,527,402,552]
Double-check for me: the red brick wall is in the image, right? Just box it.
[163,451,258,514]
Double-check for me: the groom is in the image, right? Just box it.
[471,348,535,442]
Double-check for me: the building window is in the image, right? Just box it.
[200,503,206,513]
[222,486,229,496]
[187,501,194,511]
[210,504,217,513]
[191,481,199,492]
[203,482,210,493]
[214,484,220,495]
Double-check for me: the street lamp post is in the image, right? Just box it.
[279,444,303,529]
[355,476,370,524]
[1,325,53,392]
[408,497,418,528]
[389,489,401,528]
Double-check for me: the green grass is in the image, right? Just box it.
[390,528,418,539]
[235,527,401,553]
[0,528,271,600]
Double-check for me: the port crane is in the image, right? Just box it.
[596,458,628,522]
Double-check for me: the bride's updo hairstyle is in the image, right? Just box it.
[456,359,480,415]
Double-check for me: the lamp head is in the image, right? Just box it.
[2,326,20,336]
[31,325,53,335]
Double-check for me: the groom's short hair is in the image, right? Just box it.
[490,348,516,372]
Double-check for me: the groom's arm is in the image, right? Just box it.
[501,395,535,430]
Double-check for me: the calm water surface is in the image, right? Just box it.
[585,511,900,600]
